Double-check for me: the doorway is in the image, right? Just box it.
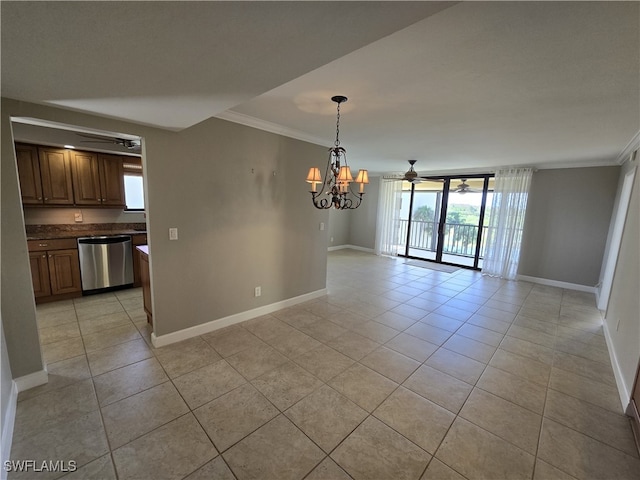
[399,174,494,269]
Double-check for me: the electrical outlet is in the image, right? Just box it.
[330,237,334,243]
[169,228,178,240]
[254,286,261,297]
[74,211,83,223]
[319,222,325,231]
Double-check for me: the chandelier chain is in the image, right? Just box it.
[335,101,341,147]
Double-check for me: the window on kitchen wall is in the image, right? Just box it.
[123,158,145,210]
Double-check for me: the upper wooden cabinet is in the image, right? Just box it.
[69,150,100,205]
[16,143,127,208]
[98,154,126,206]
[16,144,74,205]
[16,144,43,204]
[70,151,125,206]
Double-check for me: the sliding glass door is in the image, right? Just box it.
[399,174,494,269]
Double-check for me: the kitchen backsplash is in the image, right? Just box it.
[25,222,146,236]
[23,207,146,225]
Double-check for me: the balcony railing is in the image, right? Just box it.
[398,219,489,258]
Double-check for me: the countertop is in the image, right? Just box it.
[26,229,146,241]
[25,222,147,241]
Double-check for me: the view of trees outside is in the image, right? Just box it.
[400,189,493,256]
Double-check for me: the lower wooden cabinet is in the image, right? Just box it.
[29,252,52,297]
[48,249,82,295]
[131,234,147,287]
[28,239,82,303]
[138,247,152,325]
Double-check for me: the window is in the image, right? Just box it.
[123,158,145,211]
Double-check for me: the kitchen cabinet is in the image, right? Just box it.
[131,234,147,287]
[137,246,152,325]
[28,239,82,303]
[16,144,74,205]
[29,252,51,297]
[70,150,125,206]
[16,144,43,205]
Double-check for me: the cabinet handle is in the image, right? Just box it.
[39,243,48,247]
[44,197,49,201]
[48,255,52,258]
[37,197,42,200]
[41,255,46,258]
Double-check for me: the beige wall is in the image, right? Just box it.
[1,105,44,378]
[1,321,14,437]
[147,117,329,336]
[1,98,329,376]
[349,176,380,250]
[518,166,620,286]
[603,155,639,404]
[327,176,380,250]
[328,208,350,247]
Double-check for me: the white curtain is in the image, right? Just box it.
[375,179,403,256]
[482,167,533,280]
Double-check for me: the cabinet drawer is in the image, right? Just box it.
[28,238,77,251]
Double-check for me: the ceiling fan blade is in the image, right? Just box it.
[77,132,116,141]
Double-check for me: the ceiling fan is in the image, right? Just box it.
[385,159,424,184]
[77,133,140,150]
[453,179,479,194]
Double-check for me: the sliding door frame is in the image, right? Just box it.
[401,173,494,270]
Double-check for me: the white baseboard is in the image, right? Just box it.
[328,244,374,253]
[1,382,18,480]
[14,369,48,392]
[602,318,630,411]
[516,275,597,294]
[151,288,328,348]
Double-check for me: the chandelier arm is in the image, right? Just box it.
[310,192,331,209]
[346,192,364,209]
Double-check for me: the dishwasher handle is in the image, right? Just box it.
[77,235,132,245]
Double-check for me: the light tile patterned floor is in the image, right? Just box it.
[10,249,640,479]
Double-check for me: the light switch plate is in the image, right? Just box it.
[169,228,178,240]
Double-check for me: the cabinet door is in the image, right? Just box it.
[98,154,126,206]
[139,250,152,322]
[48,249,82,295]
[71,150,101,205]
[39,147,74,205]
[16,144,44,204]
[131,235,147,287]
[29,252,51,297]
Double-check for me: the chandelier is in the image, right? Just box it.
[306,95,368,209]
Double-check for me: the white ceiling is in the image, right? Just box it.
[2,2,638,175]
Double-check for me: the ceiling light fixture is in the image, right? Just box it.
[306,95,368,209]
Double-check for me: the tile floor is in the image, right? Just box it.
[10,249,640,479]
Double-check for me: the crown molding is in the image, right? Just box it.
[215,110,327,147]
[617,130,640,165]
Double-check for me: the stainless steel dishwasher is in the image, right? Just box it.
[77,235,134,293]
